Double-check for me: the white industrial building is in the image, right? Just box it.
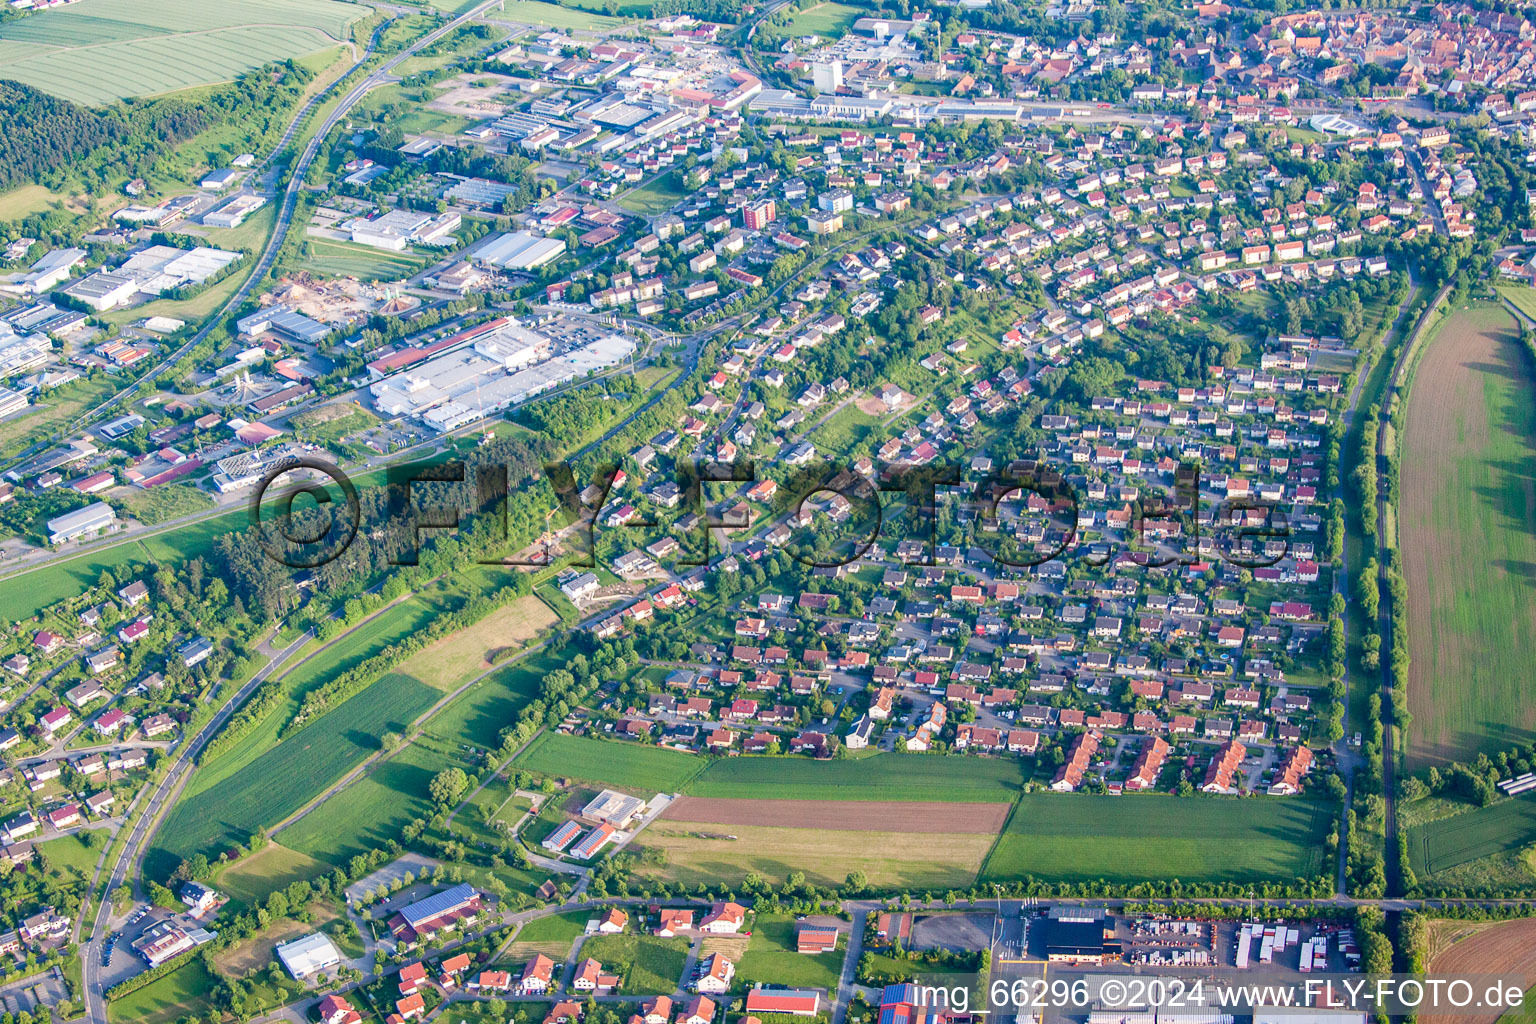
[63,246,241,311]
[0,386,28,419]
[347,210,461,251]
[0,248,86,297]
[275,932,342,979]
[47,502,117,545]
[471,231,567,270]
[812,61,844,92]
[204,195,267,229]
[0,326,52,378]
[370,319,635,433]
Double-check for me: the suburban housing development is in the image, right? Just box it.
[0,0,1534,1023]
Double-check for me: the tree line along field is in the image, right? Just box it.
[0,0,371,105]
[148,578,558,875]
[1398,303,1536,771]
[980,794,1333,885]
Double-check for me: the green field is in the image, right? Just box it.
[215,842,331,906]
[737,914,842,990]
[980,794,1333,884]
[36,833,103,884]
[686,755,1026,802]
[762,1,863,40]
[516,733,707,793]
[0,0,371,105]
[616,172,685,217]
[809,403,881,457]
[1399,304,1536,769]
[578,933,689,994]
[1408,796,1536,877]
[297,238,427,281]
[491,0,623,29]
[279,738,458,864]
[1498,285,1536,324]
[147,671,440,878]
[179,594,444,805]
[421,656,543,749]
[106,956,217,1024]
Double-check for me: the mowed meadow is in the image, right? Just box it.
[1399,303,1536,771]
[0,0,371,104]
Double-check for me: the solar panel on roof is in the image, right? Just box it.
[401,882,476,926]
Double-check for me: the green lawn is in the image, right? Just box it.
[215,842,332,908]
[616,171,684,217]
[506,909,590,954]
[579,933,689,994]
[106,956,218,1024]
[491,0,623,29]
[516,733,706,793]
[761,1,862,40]
[1399,304,1536,769]
[1497,285,1536,324]
[980,794,1333,884]
[36,833,103,884]
[737,914,842,991]
[1407,795,1536,877]
[421,655,543,750]
[687,755,1025,802]
[808,403,881,458]
[296,238,427,281]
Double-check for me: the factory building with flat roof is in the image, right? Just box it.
[370,318,635,432]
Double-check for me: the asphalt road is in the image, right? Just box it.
[80,628,314,1024]
[70,0,506,433]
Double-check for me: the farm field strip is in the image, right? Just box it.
[1430,918,1536,1024]
[515,733,707,793]
[661,796,1010,833]
[685,753,1025,802]
[980,794,1332,883]
[633,823,994,889]
[1399,304,1536,770]
[0,0,370,103]
[1408,795,1536,876]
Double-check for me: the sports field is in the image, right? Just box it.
[515,733,707,793]
[980,794,1333,884]
[634,823,994,889]
[0,0,371,105]
[1399,304,1536,770]
[1407,795,1536,876]
[685,754,1026,802]
[147,672,439,876]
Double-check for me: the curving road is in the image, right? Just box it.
[72,0,507,431]
[80,628,314,1024]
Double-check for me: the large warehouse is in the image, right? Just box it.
[275,932,342,978]
[370,319,635,432]
[471,231,567,270]
[47,502,117,545]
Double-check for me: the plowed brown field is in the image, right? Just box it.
[1428,917,1536,1024]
